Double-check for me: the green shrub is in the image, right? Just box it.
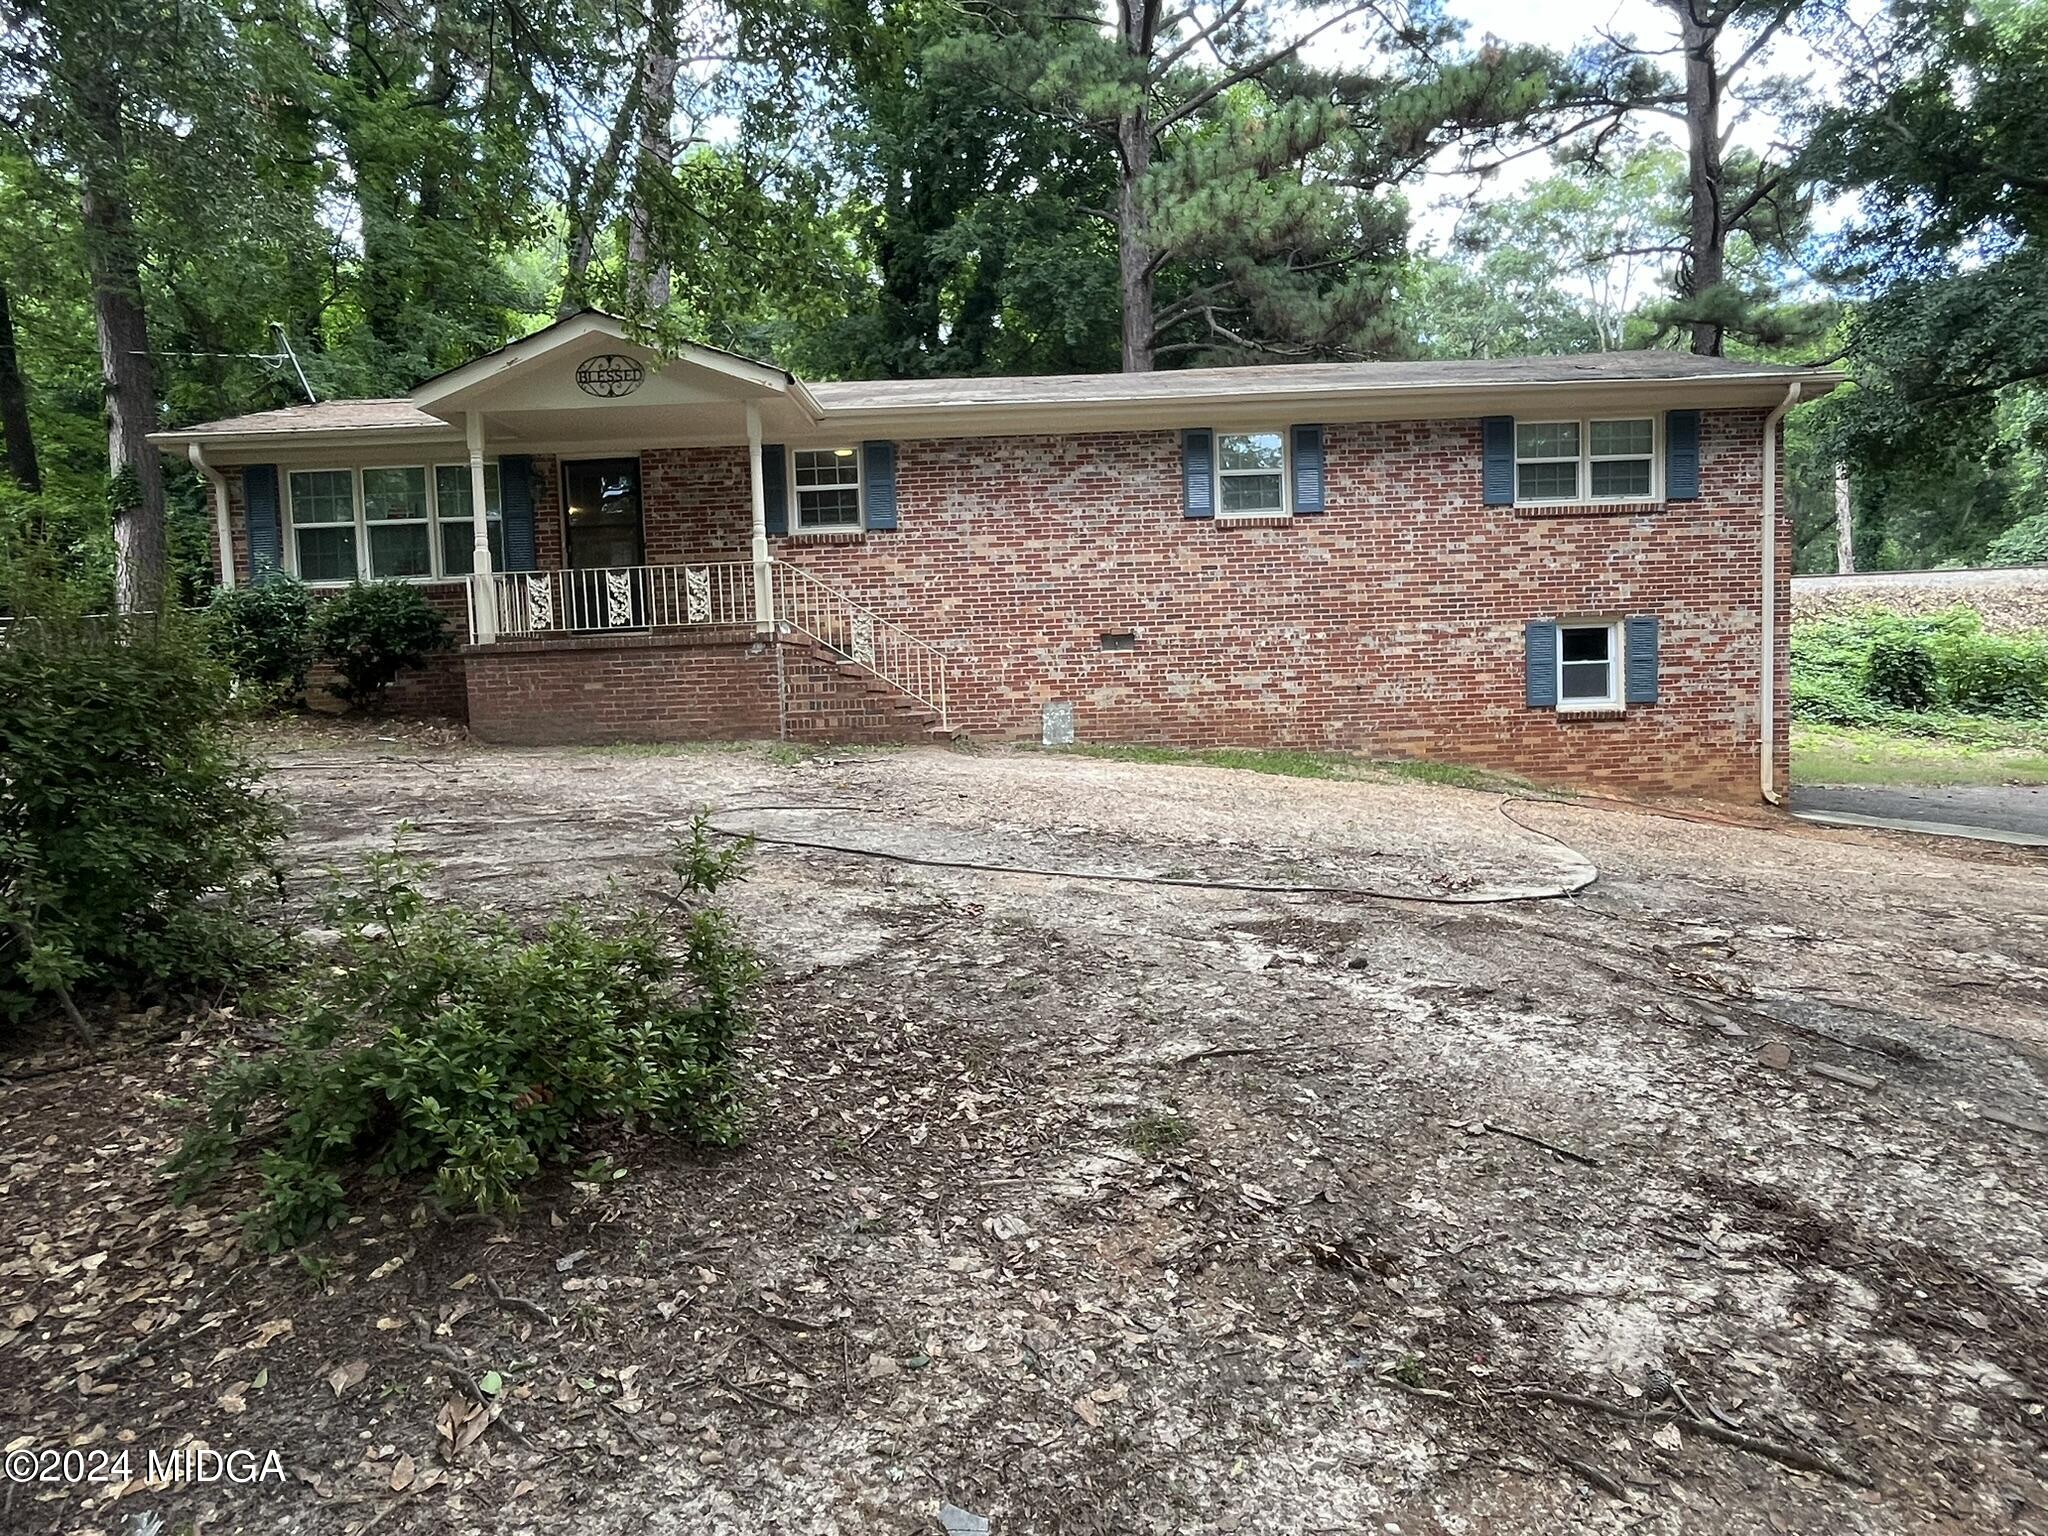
[315,581,451,709]
[0,599,284,1029]
[205,575,317,705]
[1986,510,2048,566]
[1864,632,1938,711]
[1929,629,2048,716]
[169,815,759,1250]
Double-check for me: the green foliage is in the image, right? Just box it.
[1864,632,1938,711]
[1987,513,2048,566]
[314,581,452,710]
[1791,608,2048,735]
[169,816,760,1251]
[205,575,316,705]
[0,592,283,1024]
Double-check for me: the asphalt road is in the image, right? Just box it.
[1791,783,2048,845]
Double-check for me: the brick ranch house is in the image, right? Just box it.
[151,311,1843,799]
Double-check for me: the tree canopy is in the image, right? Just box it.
[1,0,2046,598]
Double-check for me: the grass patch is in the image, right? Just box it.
[1121,1110,1193,1156]
[1793,724,2048,787]
[1055,743,1516,789]
[1062,743,1360,779]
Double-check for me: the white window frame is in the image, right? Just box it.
[359,463,434,581]
[1212,429,1290,518]
[1556,619,1624,711]
[284,467,363,585]
[281,461,501,585]
[1514,417,1660,507]
[787,446,864,534]
[433,461,504,577]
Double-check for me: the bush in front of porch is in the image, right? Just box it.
[314,579,452,710]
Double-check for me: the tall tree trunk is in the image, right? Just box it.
[1834,462,1855,573]
[345,0,408,356]
[1115,0,1162,372]
[79,80,166,612]
[0,279,41,494]
[1116,105,1154,372]
[559,79,643,317]
[1674,2,1726,357]
[626,11,680,319]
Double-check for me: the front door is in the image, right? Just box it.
[564,457,645,629]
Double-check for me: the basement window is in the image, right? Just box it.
[1557,621,1621,709]
[1100,632,1138,652]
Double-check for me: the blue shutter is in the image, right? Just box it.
[1625,616,1660,704]
[244,464,282,580]
[499,455,537,571]
[762,444,788,535]
[1482,416,1514,506]
[1182,429,1214,519]
[1291,425,1325,515]
[1525,620,1559,708]
[1665,410,1701,501]
[863,441,898,530]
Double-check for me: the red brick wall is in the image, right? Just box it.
[207,411,1793,797]
[628,413,1791,798]
[464,628,779,745]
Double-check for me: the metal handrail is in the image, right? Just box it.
[476,558,949,727]
[770,562,948,725]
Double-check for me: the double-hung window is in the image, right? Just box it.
[362,467,432,578]
[1515,418,1657,505]
[1216,431,1287,516]
[435,464,504,575]
[1558,621,1622,708]
[792,448,862,530]
[288,470,358,582]
[285,463,504,582]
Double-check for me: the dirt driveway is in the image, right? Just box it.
[6,731,2046,1535]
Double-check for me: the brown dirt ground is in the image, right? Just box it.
[4,723,2046,1536]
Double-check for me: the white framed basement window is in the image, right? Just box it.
[1515,417,1659,505]
[1215,430,1288,516]
[791,447,863,531]
[284,463,503,584]
[1557,620,1622,709]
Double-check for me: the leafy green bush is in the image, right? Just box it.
[205,575,317,705]
[169,816,759,1250]
[1986,510,2048,566]
[315,581,451,709]
[1864,632,1938,710]
[1791,606,2048,732]
[0,599,283,1029]
[1929,629,2048,715]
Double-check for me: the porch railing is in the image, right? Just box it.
[770,562,949,725]
[478,559,948,727]
[489,562,755,639]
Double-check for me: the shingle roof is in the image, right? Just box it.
[155,350,1840,442]
[174,399,449,437]
[804,352,1830,411]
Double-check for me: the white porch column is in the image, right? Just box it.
[467,409,497,643]
[747,402,772,635]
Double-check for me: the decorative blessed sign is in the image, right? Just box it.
[574,353,645,398]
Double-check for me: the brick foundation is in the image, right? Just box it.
[463,628,780,745]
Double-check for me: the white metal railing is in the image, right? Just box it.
[771,562,948,725]
[488,562,755,640]
[476,559,948,727]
